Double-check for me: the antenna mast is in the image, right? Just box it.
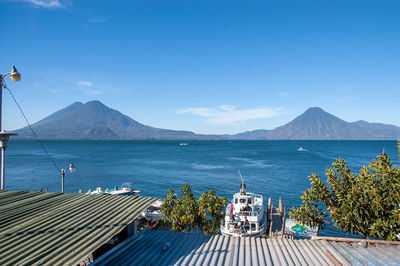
[238,169,244,186]
[238,170,246,195]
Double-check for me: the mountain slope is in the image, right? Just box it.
[266,107,357,139]
[238,107,400,140]
[14,102,400,140]
[15,101,217,140]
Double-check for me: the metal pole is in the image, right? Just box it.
[0,75,3,131]
[61,169,65,193]
[1,147,5,190]
[0,76,3,190]
[0,71,18,191]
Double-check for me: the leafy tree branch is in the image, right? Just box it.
[290,150,400,240]
[160,184,227,235]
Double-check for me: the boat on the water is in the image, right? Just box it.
[220,171,266,237]
[86,182,140,196]
[86,187,108,195]
[141,200,164,222]
[105,182,140,196]
[297,147,307,151]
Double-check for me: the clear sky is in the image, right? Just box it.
[1,0,399,134]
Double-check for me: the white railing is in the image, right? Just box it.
[225,206,265,217]
[222,220,265,236]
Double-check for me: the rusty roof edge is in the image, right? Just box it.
[312,236,400,246]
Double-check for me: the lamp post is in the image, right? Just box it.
[0,66,21,190]
[61,162,76,193]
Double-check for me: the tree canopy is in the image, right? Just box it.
[290,150,400,240]
[198,190,227,235]
[160,184,227,235]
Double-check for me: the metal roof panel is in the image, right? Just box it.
[93,230,400,266]
[0,191,155,265]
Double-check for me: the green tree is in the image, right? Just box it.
[162,184,199,232]
[198,190,227,235]
[160,189,176,218]
[398,141,400,159]
[290,152,400,240]
[160,184,227,234]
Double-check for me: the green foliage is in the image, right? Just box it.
[398,141,400,160]
[160,184,226,234]
[290,152,400,240]
[160,189,176,218]
[198,190,227,235]
[172,184,199,231]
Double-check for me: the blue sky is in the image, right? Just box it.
[1,0,399,134]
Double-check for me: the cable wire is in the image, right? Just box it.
[3,80,61,172]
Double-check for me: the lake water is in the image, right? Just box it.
[6,139,399,237]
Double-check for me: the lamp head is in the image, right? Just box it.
[68,162,76,173]
[10,66,21,82]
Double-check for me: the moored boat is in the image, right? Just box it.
[141,200,164,222]
[105,182,140,196]
[86,182,140,196]
[86,187,108,195]
[220,171,266,237]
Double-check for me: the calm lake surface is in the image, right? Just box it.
[6,140,399,237]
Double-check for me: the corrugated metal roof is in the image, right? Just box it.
[93,230,400,266]
[0,190,155,266]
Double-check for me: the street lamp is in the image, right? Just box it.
[61,162,76,193]
[0,66,21,190]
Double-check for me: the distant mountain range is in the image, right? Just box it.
[14,101,400,140]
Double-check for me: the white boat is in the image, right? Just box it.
[105,182,140,196]
[220,171,266,237]
[86,187,108,195]
[86,182,140,196]
[141,200,164,222]
[179,143,189,146]
[297,147,307,151]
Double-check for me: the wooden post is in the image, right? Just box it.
[270,203,273,221]
[269,221,273,237]
[278,196,282,216]
[268,197,271,214]
[282,206,286,239]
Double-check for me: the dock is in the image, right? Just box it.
[0,190,155,265]
[267,196,286,238]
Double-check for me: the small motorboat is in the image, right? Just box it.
[86,187,108,195]
[297,147,307,151]
[141,200,164,223]
[86,182,140,196]
[179,143,189,146]
[105,182,140,196]
[220,171,266,237]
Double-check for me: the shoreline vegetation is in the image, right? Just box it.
[290,141,400,241]
[159,184,227,235]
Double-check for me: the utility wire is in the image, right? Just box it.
[3,80,61,172]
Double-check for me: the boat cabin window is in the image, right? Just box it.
[251,223,256,230]
[235,198,238,204]
[247,198,252,204]
[239,198,246,204]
